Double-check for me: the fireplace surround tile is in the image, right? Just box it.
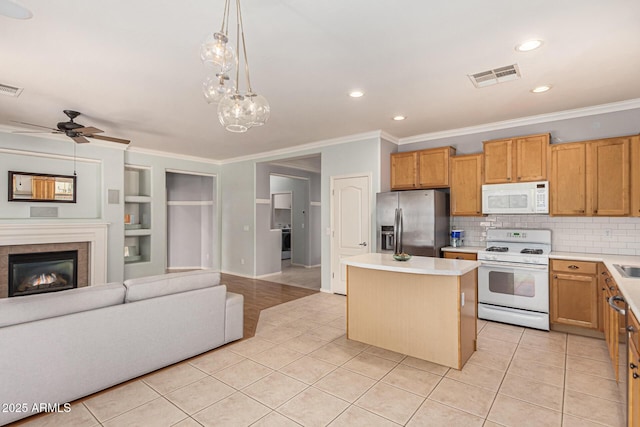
[0,243,89,299]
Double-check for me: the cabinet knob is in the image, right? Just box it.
[635,373,640,379]
[507,177,511,181]
[517,177,521,180]
[456,256,463,260]
[553,275,558,279]
[610,286,616,291]
[568,265,579,270]
[632,363,638,369]
[628,325,637,333]
[594,210,598,214]
[579,210,585,213]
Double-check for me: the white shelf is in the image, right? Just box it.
[125,195,152,203]
[125,229,152,237]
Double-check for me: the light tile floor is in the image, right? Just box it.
[260,260,321,290]
[15,293,627,426]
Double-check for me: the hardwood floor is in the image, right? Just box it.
[221,273,319,338]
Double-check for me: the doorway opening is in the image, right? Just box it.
[165,171,217,272]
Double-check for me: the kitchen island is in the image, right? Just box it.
[342,253,479,370]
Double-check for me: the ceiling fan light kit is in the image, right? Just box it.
[201,0,270,132]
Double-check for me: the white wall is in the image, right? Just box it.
[123,150,220,279]
[0,132,126,281]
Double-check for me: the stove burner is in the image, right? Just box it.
[521,248,543,255]
[486,246,509,252]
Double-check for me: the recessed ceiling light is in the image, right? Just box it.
[349,91,364,98]
[515,39,543,52]
[0,0,33,19]
[531,85,552,93]
[392,115,406,121]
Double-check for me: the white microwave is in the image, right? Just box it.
[482,181,549,214]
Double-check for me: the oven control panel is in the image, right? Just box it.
[507,232,527,239]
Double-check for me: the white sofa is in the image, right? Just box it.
[0,270,243,426]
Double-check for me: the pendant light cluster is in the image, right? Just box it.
[200,0,269,132]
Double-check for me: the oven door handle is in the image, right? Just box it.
[479,260,549,270]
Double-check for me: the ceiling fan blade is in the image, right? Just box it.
[71,136,90,144]
[11,130,59,134]
[10,120,58,131]
[75,126,103,134]
[88,134,131,145]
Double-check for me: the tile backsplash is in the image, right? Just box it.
[451,216,640,256]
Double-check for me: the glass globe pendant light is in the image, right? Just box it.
[200,0,235,72]
[200,33,235,72]
[218,93,255,132]
[203,0,269,132]
[203,73,233,104]
[246,92,270,127]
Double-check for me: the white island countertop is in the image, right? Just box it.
[342,253,479,276]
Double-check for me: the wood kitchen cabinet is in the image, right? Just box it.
[550,135,634,217]
[550,142,588,216]
[390,146,455,190]
[628,310,640,426]
[602,266,625,382]
[450,153,483,216]
[483,133,549,184]
[629,337,640,426]
[417,146,456,188]
[589,137,630,216]
[444,251,477,261]
[550,260,599,329]
[630,135,640,217]
[390,151,418,190]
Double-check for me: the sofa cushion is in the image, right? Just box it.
[0,282,125,328]
[123,270,221,303]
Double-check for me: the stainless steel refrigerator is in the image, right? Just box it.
[376,189,450,257]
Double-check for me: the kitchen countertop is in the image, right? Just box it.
[550,251,640,317]
[342,253,479,276]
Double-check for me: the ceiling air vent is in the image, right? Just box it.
[0,83,24,97]
[468,64,521,88]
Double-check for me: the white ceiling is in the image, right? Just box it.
[1,0,640,161]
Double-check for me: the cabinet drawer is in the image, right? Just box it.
[629,310,640,349]
[551,260,597,275]
[444,252,477,261]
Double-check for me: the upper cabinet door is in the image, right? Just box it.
[417,146,455,188]
[450,154,484,216]
[484,133,549,184]
[550,142,587,216]
[590,137,630,216]
[515,134,549,182]
[483,139,513,184]
[390,151,418,190]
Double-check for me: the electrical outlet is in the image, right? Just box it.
[604,229,612,238]
[243,225,249,231]
[241,258,245,265]
[461,292,465,307]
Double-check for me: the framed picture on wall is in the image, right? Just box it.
[8,171,77,203]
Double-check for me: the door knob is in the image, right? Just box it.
[358,242,367,247]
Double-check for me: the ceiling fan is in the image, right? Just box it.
[12,110,130,145]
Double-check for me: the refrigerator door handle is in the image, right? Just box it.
[397,208,403,254]
[393,208,399,254]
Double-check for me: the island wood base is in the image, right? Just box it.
[347,266,477,370]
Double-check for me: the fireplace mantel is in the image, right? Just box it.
[0,223,108,285]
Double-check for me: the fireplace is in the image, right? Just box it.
[8,251,78,297]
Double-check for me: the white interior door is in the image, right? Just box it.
[331,174,370,294]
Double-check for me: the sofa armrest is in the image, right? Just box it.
[225,292,244,342]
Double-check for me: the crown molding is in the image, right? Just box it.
[126,146,222,165]
[398,98,640,145]
[220,130,386,165]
